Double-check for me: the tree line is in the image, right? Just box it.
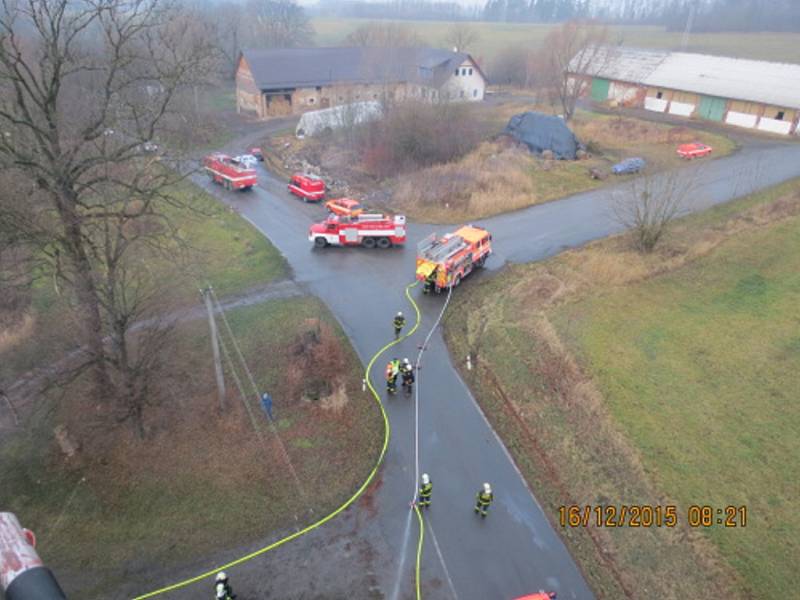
[481,0,800,32]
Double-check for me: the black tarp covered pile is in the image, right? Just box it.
[504,111,581,160]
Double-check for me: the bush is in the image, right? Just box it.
[356,101,484,178]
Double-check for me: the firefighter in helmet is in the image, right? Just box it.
[385,358,400,394]
[393,311,406,338]
[418,473,432,508]
[423,272,436,295]
[215,572,236,600]
[400,357,415,394]
[474,482,494,517]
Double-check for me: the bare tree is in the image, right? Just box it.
[343,22,423,47]
[0,0,216,436]
[444,22,480,52]
[541,20,610,121]
[612,170,698,253]
[242,0,313,49]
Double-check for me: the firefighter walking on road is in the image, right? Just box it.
[386,358,400,394]
[474,483,493,518]
[418,473,432,508]
[394,311,406,338]
[215,572,236,600]
[400,357,415,394]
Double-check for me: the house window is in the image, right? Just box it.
[461,68,467,76]
[460,90,464,98]
[473,89,478,98]
[656,91,663,99]
[776,110,785,120]
[454,69,459,76]
[468,68,473,75]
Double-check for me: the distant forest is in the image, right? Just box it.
[311,0,800,32]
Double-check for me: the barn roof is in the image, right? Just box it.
[571,46,800,110]
[240,47,483,91]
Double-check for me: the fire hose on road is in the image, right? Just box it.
[132,281,422,599]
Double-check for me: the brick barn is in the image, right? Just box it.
[236,47,487,119]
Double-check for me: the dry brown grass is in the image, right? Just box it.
[0,313,35,355]
[393,141,538,221]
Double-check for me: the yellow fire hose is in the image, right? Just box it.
[133,281,423,599]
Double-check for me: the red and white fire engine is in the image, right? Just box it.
[288,173,326,202]
[204,153,257,191]
[309,213,406,248]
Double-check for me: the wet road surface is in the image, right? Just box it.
[186,136,800,600]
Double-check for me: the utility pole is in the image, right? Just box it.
[203,287,227,410]
[681,3,696,50]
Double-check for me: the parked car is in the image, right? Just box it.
[677,142,712,159]
[288,173,325,202]
[249,147,264,161]
[612,157,646,175]
[235,154,258,169]
[325,197,364,217]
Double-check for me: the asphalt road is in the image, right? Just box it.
[188,135,800,600]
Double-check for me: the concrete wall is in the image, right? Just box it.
[757,117,793,134]
[644,96,668,112]
[668,101,695,117]
[725,111,758,128]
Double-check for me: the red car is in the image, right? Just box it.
[513,593,556,600]
[325,197,364,217]
[677,142,712,159]
[288,174,325,202]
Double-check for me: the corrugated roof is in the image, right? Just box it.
[573,46,800,110]
[240,47,480,91]
[575,46,668,83]
[643,52,800,110]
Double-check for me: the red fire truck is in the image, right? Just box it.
[309,213,406,248]
[288,173,326,202]
[204,153,257,191]
[416,225,492,293]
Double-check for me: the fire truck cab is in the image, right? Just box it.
[416,225,492,293]
[309,213,406,248]
[288,174,326,202]
[203,153,257,191]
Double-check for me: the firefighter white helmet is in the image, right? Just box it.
[421,473,430,485]
[483,482,491,494]
[216,572,227,583]
[403,358,411,366]
[397,311,403,317]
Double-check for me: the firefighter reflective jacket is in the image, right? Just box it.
[476,491,493,506]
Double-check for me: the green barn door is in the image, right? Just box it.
[591,78,610,102]
[698,95,727,121]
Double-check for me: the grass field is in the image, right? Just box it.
[443,178,800,597]
[0,179,285,384]
[0,297,379,597]
[313,18,800,64]
[0,178,381,597]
